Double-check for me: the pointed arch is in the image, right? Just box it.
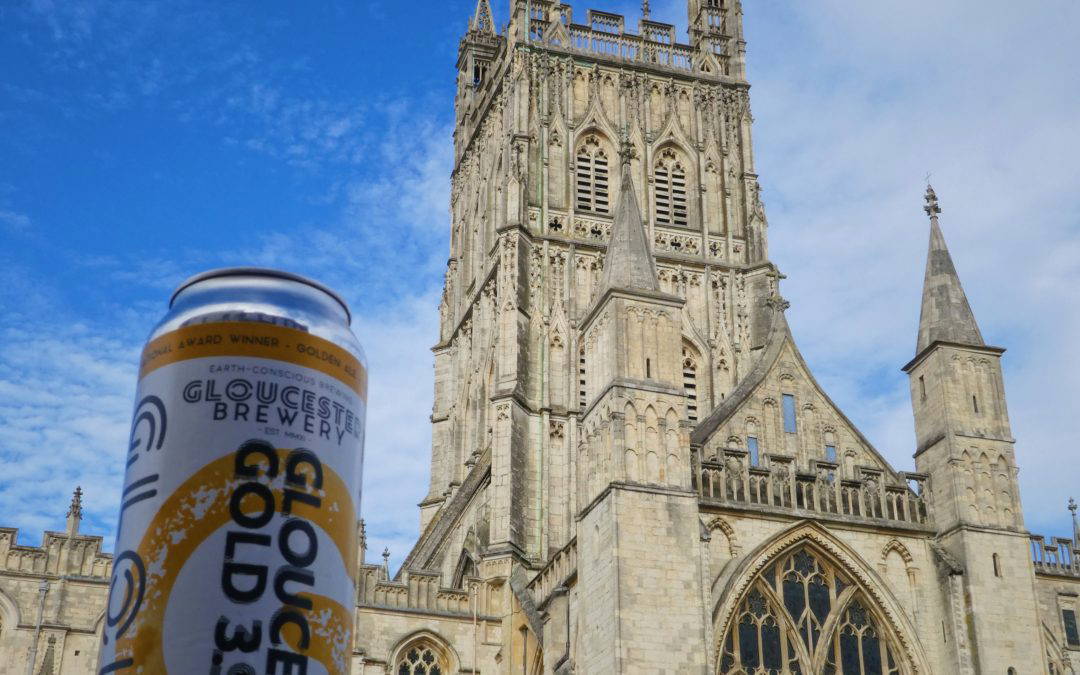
[390,630,459,675]
[705,517,742,588]
[574,130,614,216]
[682,338,705,423]
[713,522,932,674]
[652,142,692,228]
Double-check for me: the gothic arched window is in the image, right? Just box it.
[719,547,908,675]
[654,148,689,227]
[395,640,448,675]
[575,135,611,215]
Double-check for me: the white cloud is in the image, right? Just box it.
[0,321,137,544]
[0,209,31,231]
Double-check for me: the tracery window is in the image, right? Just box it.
[575,135,610,215]
[654,148,689,227]
[396,642,447,675]
[719,547,908,675]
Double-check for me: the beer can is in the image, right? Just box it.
[99,268,367,675]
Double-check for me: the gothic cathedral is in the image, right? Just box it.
[0,1,1077,674]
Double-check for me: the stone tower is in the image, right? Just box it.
[902,187,1044,672]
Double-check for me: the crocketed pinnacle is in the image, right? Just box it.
[915,185,984,355]
[471,0,495,33]
[67,486,83,518]
[599,140,660,293]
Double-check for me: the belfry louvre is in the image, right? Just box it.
[1,1,1078,673]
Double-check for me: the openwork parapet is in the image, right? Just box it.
[1031,535,1080,578]
[528,537,577,609]
[357,564,491,618]
[526,6,694,73]
[693,449,933,529]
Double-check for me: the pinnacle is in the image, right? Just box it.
[915,186,984,355]
[67,485,83,519]
[471,0,495,34]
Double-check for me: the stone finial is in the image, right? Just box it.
[382,547,391,579]
[67,486,83,519]
[642,0,651,20]
[924,184,942,220]
[1070,497,1079,542]
[66,486,83,535]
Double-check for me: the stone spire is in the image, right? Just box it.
[642,0,651,20]
[915,185,985,356]
[470,0,495,33]
[66,486,83,535]
[598,138,660,293]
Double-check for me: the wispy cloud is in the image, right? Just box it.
[0,209,31,231]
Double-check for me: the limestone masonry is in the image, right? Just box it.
[2,1,1078,673]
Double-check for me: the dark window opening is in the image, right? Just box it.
[782,394,797,433]
[1064,608,1079,647]
[748,436,760,466]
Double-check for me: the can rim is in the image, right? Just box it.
[170,267,352,324]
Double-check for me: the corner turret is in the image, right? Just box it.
[903,185,1043,671]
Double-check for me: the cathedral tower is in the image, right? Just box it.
[350,4,1080,674]
[903,187,1043,672]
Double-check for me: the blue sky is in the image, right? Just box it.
[1,0,1078,565]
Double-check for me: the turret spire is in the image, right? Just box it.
[915,185,985,356]
[598,138,659,293]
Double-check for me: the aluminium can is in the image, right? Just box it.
[98,268,367,675]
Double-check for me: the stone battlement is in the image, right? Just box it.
[0,527,112,580]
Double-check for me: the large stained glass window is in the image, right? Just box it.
[719,547,908,675]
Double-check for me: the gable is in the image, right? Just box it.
[693,313,901,481]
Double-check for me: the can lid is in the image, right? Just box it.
[170,267,352,323]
